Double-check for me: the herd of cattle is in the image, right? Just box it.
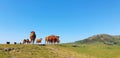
[6,31,60,44]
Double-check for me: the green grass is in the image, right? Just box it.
[62,44,120,58]
[0,44,120,58]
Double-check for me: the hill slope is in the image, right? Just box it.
[75,34,120,45]
[0,44,97,58]
[0,44,120,58]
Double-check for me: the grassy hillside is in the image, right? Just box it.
[67,44,120,58]
[0,44,120,58]
[0,44,96,58]
[75,34,120,45]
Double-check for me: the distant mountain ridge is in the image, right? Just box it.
[75,34,120,45]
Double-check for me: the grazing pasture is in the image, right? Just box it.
[0,44,120,58]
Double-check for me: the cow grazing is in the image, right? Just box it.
[26,39,31,44]
[23,39,27,44]
[14,42,17,44]
[45,36,51,44]
[54,36,60,44]
[23,39,31,44]
[45,35,60,44]
[6,42,10,44]
[57,39,60,44]
[30,31,36,44]
[36,38,42,44]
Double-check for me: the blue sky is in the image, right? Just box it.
[0,0,120,44]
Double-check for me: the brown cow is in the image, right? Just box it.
[26,39,31,44]
[45,36,52,44]
[56,37,60,44]
[36,38,42,44]
[45,35,60,44]
[30,31,36,44]
[53,36,60,44]
[23,39,31,44]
